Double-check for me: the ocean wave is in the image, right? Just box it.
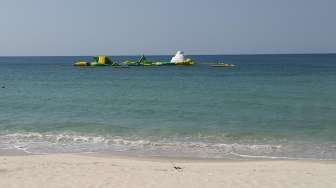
[0,132,334,160]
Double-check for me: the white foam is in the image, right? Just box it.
[0,132,334,160]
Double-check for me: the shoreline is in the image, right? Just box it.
[1,148,336,162]
[2,151,336,164]
[1,153,335,188]
[0,148,336,162]
[2,131,335,161]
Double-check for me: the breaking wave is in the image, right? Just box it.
[0,132,335,160]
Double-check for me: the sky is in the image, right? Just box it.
[0,0,335,56]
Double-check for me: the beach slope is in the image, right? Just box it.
[0,154,335,188]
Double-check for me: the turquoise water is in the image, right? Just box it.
[0,54,336,159]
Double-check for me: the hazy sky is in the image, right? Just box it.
[0,0,335,55]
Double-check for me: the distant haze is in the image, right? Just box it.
[0,0,335,56]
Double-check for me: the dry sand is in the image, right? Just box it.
[0,154,335,188]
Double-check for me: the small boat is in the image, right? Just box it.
[210,63,235,67]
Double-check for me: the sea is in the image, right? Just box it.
[0,54,335,160]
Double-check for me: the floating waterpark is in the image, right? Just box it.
[73,51,234,68]
[74,56,120,67]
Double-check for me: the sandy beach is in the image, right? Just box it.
[0,154,335,188]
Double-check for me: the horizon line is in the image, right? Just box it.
[0,52,335,57]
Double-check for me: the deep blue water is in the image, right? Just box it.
[0,54,336,159]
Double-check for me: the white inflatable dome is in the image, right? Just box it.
[170,51,185,63]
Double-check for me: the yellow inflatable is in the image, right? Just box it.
[174,58,194,65]
[74,61,90,66]
[73,56,119,66]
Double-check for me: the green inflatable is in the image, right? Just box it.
[123,55,153,66]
